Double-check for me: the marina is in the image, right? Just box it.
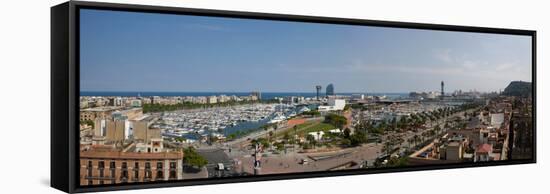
[156,103,299,142]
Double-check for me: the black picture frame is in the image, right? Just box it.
[51,1,536,193]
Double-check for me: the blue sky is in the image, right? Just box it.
[80,9,532,93]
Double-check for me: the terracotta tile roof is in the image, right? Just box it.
[476,143,492,153]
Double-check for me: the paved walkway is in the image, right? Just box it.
[235,143,382,175]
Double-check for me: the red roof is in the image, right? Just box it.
[476,144,492,153]
[287,118,306,126]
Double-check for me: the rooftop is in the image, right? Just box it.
[476,144,493,153]
[80,149,183,160]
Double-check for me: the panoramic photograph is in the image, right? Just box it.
[78,9,533,186]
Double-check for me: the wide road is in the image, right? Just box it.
[380,108,478,156]
[235,143,383,175]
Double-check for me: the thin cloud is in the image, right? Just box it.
[434,49,453,63]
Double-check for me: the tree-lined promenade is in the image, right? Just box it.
[230,101,484,173]
[143,99,279,113]
[371,102,483,167]
[269,102,482,168]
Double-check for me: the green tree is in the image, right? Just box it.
[343,128,351,138]
[340,138,351,147]
[175,137,187,143]
[325,113,348,129]
[390,117,397,131]
[349,130,368,146]
[183,147,208,168]
[283,132,291,144]
[293,125,298,141]
[251,138,270,148]
[80,120,95,128]
[306,134,317,148]
[382,141,394,156]
[268,131,274,142]
[302,110,321,117]
[227,134,237,140]
[386,156,409,167]
[274,142,285,152]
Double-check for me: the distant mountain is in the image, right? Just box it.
[502,81,532,97]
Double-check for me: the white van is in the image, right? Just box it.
[217,163,225,170]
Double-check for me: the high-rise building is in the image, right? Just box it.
[326,83,335,96]
[250,91,261,100]
[315,85,322,100]
[441,81,445,100]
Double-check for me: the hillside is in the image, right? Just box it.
[502,81,532,97]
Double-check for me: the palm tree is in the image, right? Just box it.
[425,116,431,127]
[383,141,393,156]
[414,118,422,128]
[316,131,321,143]
[434,125,441,135]
[407,138,414,148]
[421,117,426,126]
[390,117,397,131]
[268,131,274,142]
[412,134,420,148]
[397,137,404,146]
[264,126,269,139]
[293,125,298,141]
[283,132,290,145]
[306,134,316,149]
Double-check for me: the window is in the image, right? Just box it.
[169,161,177,180]
[98,161,104,169]
[87,161,93,185]
[156,162,164,181]
[109,161,116,184]
[98,161,105,185]
[98,161,105,177]
[87,161,93,177]
[121,162,128,183]
[144,162,152,181]
[109,161,116,174]
[133,162,139,182]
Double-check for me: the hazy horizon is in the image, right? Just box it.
[80,9,532,93]
[79,89,508,94]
